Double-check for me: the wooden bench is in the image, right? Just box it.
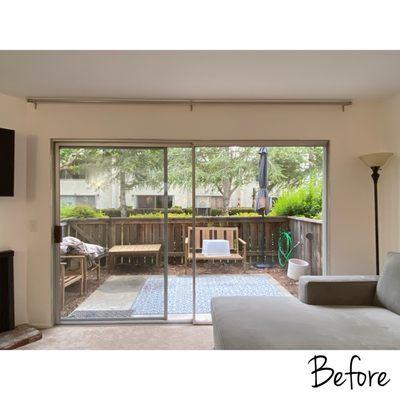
[184,227,247,273]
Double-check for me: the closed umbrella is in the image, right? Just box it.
[254,147,271,268]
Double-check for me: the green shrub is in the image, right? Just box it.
[228,207,256,215]
[61,205,105,219]
[169,206,185,214]
[233,212,260,217]
[129,212,192,218]
[128,211,260,218]
[269,180,322,219]
[210,208,223,216]
[100,208,122,217]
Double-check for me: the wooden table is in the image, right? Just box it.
[108,244,162,270]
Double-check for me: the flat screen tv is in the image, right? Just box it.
[0,128,15,197]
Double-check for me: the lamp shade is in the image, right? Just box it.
[358,152,393,168]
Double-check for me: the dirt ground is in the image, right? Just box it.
[62,261,299,317]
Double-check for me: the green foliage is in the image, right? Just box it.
[61,205,105,219]
[99,208,122,217]
[169,206,185,214]
[167,146,323,213]
[60,148,163,217]
[267,147,323,192]
[228,207,256,215]
[59,148,88,177]
[60,146,324,217]
[100,207,135,217]
[129,212,192,219]
[168,147,259,213]
[269,180,322,219]
[210,208,223,216]
[230,212,259,217]
[128,210,259,218]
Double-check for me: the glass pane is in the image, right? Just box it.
[58,147,166,321]
[164,147,193,321]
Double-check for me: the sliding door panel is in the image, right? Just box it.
[193,145,325,323]
[56,146,167,321]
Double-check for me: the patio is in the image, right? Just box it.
[61,263,295,318]
[65,271,290,319]
[60,215,322,318]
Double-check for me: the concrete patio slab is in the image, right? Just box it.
[75,275,148,311]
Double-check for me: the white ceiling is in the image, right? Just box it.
[0,51,400,100]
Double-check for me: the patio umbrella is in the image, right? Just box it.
[254,147,271,268]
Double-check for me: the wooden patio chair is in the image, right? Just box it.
[61,252,107,293]
[60,260,84,310]
[184,226,247,274]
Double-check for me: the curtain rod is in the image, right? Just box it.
[26,97,352,110]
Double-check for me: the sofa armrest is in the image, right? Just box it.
[299,275,379,306]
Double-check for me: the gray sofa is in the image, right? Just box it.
[211,252,400,349]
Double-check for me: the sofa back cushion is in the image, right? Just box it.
[374,252,400,314]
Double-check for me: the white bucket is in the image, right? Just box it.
[287,258,310,280]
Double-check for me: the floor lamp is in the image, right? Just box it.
[359,152,393,275]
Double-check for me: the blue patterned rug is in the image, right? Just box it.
[131,274,285,315]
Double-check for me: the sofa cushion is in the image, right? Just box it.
[211,296,400,349]
[374,252,400,315]
[299,275,378,305]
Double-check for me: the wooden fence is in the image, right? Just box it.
[288,217,323,275]
[61,216,323,274]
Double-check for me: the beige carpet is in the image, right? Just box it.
[20,324,214,350]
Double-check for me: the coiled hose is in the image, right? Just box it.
[278,231,294,267]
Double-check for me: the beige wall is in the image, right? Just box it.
[0,93,28,325]
[378,93,400,259]
[1,92,399,327]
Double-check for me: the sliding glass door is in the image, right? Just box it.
[54,141,327,324]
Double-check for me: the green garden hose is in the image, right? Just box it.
[278,231,294,267]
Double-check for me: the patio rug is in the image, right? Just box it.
[131,274,285,315]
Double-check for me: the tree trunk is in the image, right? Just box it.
[119,172,128,217]
[221,178,232,214]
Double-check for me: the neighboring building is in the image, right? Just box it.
[60,166,261,211]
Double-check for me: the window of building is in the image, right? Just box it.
[61,195,96,208]
[136,195,173,209]
[195,195,223,209]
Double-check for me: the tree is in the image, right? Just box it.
[60,146,323,217]
[60,148,163,217]
[267,147,323,193]
[167,146,323,213]
[168,147,260,214]
[59,148,89,174]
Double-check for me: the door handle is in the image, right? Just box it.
[54,225,62,244]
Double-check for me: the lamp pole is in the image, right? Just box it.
[359,152,393,275]
[371,166,380,275]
